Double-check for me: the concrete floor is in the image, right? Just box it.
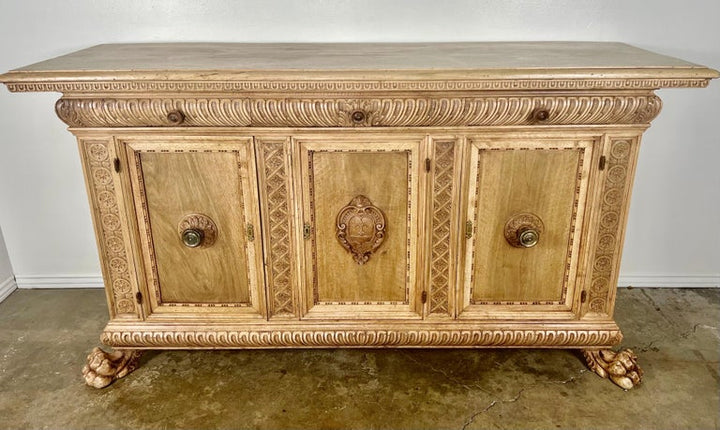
[0,288,717,429]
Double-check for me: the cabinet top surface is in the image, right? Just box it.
[2,42,717,93]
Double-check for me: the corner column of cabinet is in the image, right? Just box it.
[75,135,145,321]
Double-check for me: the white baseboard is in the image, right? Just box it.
[11,273,720,290]
[618,274,720,288]
[15,274,104,289]
[0,275,18,303]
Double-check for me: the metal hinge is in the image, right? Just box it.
[425,158,431,172]
[599,155,606,171]
[113,157,121,173]
[246,223,255,242]
[465,220,473,239]
[421,291,427,304]
[580,290,587,303]
[135,291,143,305]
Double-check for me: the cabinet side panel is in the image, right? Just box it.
[77,138,141,319]
[582,136,641,318]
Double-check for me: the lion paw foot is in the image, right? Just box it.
[82,347,142,388]
[583,348,643,390]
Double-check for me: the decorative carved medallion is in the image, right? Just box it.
[336,195,386,265]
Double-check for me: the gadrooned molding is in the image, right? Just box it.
[54,94,663,128]
[101,327,623,348]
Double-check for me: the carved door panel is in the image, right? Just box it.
[459,136,595,319]
[296,135,425,319]
[124,137,266,319]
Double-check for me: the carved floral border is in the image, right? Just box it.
[585,139,636,315]
[83,140,137,316]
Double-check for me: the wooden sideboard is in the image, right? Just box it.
[1,42,716,390]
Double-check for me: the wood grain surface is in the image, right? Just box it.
[139,150,251,304]
[469,145,581,303]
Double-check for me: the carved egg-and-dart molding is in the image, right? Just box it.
[336,195,386,265]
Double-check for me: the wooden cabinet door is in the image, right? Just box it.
[459,136,595,319]
[296,135,425,319]
[124,137,266,319]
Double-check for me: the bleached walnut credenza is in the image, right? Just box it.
[1,43,716,390]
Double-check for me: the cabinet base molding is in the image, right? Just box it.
[82,347,143,389]
[100,323,622,349]
[583,348,643,390]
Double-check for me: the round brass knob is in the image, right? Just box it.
[178,214,217,248]
[518,228,540,248]
[181,228,204,248]
[504,213,544,248]
[167,110,185,125]
[533,108,550,122]
[351,110,366,123]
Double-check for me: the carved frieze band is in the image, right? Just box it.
[55,95,662,128]
[8,78,711,94]
[101,328,622,348]
[428,141,455,315]
[586,139,635,315]
[83,141,137,316]
[261,142,296,316]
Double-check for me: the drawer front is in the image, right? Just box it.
[460,137,595,318]
[297,135,425,319]
[125,138,265,318]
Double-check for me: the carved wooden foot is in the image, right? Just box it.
[583,348,643,390]
[82,347,143,388]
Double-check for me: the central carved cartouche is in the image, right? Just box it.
[336,195,386,265]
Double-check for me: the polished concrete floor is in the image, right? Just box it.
[0,288,718,429]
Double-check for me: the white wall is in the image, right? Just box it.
[0,226,16,301]
[0,0,718,288]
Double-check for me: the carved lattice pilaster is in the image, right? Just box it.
[428,141,456,315]
[261,142,295,317]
